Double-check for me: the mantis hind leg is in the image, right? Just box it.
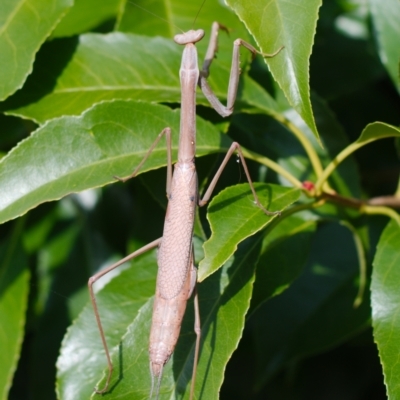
[189,249,201,400]
[190,285,201,400]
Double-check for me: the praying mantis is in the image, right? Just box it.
[87,4,283,400]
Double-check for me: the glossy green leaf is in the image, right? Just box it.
[117,0,174,36]
[226,0,321,139]
[117,0,249,39]
[5,33,183,123]
[51,0,121,38]
[0,226,30,399]
[199,183,300,281]
[251,221,371,388]
[0,100,225,224]
[371,219,400,400]
[356,122,400,145]
[0,0,72,101]
[369,0,400,92]
[57,235,261,399]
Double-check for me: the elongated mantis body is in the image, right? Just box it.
[88,21,282,399]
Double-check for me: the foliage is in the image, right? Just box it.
[0,0,399,399]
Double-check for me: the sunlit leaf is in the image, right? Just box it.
[0,0,72,100]
[52,0,121,38]
[199,183,300,281]
[226,0,322,139]
[371,219,400,400]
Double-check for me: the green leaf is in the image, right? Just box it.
[0,0,72,101]
[371,219,400,400]
[251,221,371,389]
[369,0,400,92]
[226,0,322,139]
[199,183,300,281]
[51,0,121,38]
[0,224,30,399]
[57,235,261,399]
[5,33,183,123]
[0,100,225,224]
[117,0,249,39]
[356,121,400,145]
[116,0,175,36]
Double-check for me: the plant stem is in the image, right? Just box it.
[275,114,324,179]
[339,220,367,308]
[362,205,400,226]
[241,147,303,188]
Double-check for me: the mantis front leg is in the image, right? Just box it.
[199,22,284,117]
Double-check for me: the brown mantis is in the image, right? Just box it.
[88,18,282,400]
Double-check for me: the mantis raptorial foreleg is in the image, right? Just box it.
[89,20,282,400]
[199,22,284,117]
